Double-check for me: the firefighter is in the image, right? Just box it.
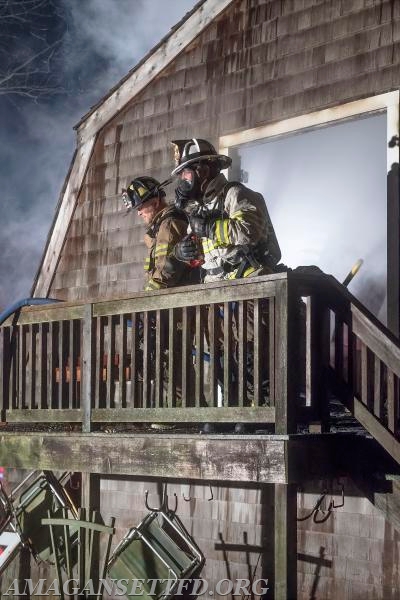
[123,176,197,290]
[122,176,199,420]
[171,139,281,432]
[171,138,281,281]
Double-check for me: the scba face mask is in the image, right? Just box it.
[175,167,202,209]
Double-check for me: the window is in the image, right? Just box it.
[220,92,399,324]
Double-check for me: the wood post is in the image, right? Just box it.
[275,277,297,434]
[274,483,297,600]
[81,472,101,511]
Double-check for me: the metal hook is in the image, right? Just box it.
[144,483,178,514]
[182,485,191,502]
[331,482,344,509]
[207,484,213,502]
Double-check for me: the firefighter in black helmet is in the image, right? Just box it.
[123,176,198,290]
[170,139,280,431]
[171,138,281,279]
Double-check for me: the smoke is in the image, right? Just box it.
[0,0,197,308]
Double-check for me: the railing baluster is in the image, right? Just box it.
[208,304,218,408]
[95,317,104,409]
[38,323,46,409]
[59,321,67,409]
[361,341,368,406]
[268,297,275,407]
[154,310,162,408]
[181,307,190,408]
[10,326,18,410]
[82,304,94,433]
[48,321,58,409]
[129,312,139,407]
[167,308,178,408]
[119,315,127,408]
[237,301,246,408]
[195,305,204,408]
[69,320,79,409]
[334,317,344,376]
[374,355,383,420]
[142,312,151,408]
[223,302,232,407]
[105,316,115,409]
[29,324,36,409]
[0,327,9,420]
[253,298,261,407]
[360,342,374,410]
[387,368,398,435]
[17,325,25,409]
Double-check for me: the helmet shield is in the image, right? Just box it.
[171,138,232,176]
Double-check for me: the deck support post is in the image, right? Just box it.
[274,483,297,600]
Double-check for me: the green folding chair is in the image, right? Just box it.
[0,471,78,569]
[108,509,204,600]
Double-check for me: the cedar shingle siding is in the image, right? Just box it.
[50,0,400,301]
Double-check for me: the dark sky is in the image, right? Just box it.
[0,0,197,308]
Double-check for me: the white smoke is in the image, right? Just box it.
[0,0,197,308]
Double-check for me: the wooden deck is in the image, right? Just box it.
[1,271,400,460]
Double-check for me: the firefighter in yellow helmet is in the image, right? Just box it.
[123,176,198,290]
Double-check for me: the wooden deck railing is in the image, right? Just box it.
[0,273,313,434]
[307,275,400,464]
[1,271,399,454]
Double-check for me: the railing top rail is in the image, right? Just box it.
[93,272,286,316]
[1,272,291,326]
[0,301,87,327]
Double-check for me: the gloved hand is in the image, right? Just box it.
[174,235,200,262]
[189,214,214,238]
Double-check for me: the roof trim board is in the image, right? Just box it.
[32,0,235,297]
[77,0,234,144]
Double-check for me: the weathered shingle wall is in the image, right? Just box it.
[50,0,400,300]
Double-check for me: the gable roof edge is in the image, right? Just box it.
[76,0,235,145]
[32,0,235,298]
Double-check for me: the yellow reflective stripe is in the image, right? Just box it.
[243,266,257,277]
[155,243,169,251]
[231,210,244,221]
[145,279,161,291]
[226,265,257,280]
[154,250,168,258]
[144,257,151,272]
[202,239,216,253]
[214,218,229,245]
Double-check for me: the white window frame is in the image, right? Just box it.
[219,91,398,173]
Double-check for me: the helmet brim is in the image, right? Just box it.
[171,153,232,176]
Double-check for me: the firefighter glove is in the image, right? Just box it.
[189,214,214,238]
[174,235,200,262]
